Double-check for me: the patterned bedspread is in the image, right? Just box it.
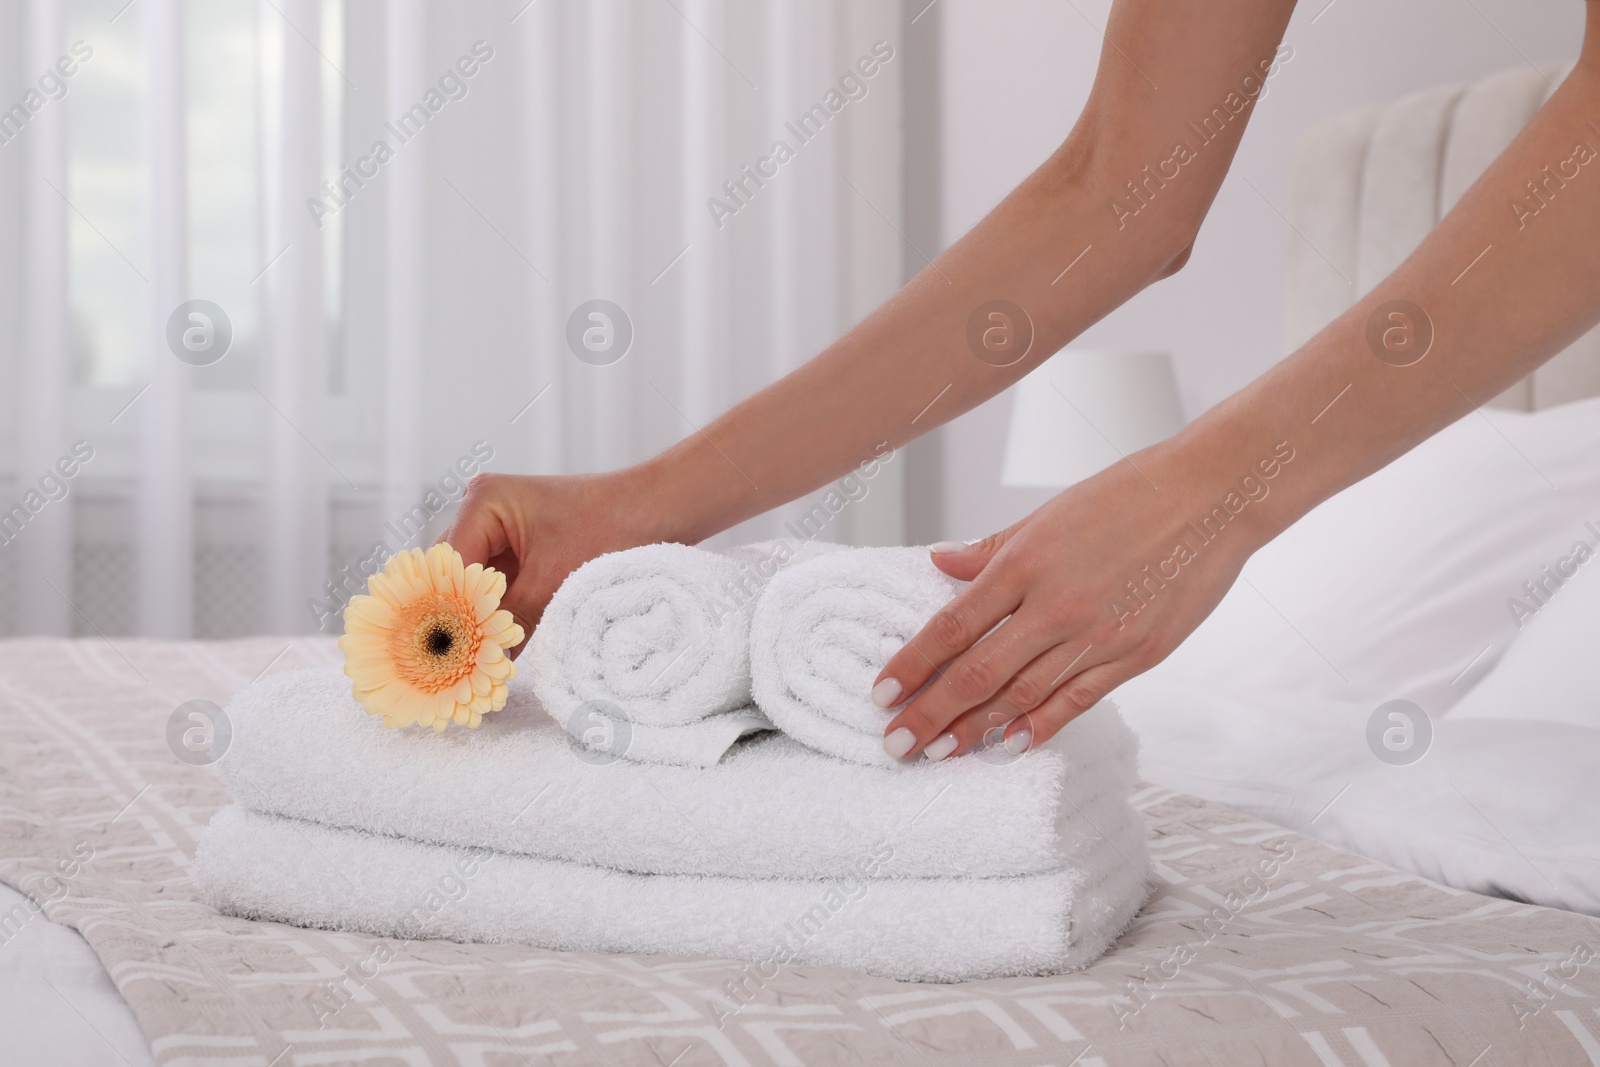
[0,636,1596,1066]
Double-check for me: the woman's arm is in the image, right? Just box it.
[446,0,1300,639]
[630,0,1299,542]
[876,1,1600,761]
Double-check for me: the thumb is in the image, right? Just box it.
[498,573,549,661]
[438,493,509,569]
[927,522,1024,582]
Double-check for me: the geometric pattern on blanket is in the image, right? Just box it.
[1,636,1597,1067]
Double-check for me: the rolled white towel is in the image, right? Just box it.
[194,802,1150,983]
[529,539,837,767]
[751,545,967,766]
[217,664,1143,880]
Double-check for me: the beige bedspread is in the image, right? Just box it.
[1,636,1596,1066]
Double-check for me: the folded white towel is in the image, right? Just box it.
[528,540,836,767]
[751,546,967,766]
[194,802,1150,983]
[217,665,1142,880]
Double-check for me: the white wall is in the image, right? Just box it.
[912,0,1584,542]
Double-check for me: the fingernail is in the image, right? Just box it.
[1004,729,1032,755]
[923,733,959,761]
[929,541,966,554]
[883,727,917,759]
[871,678,903,708]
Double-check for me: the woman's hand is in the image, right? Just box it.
[436,469,655,656]
[873,441,1277,760]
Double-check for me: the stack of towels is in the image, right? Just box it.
[194,544,1150,982]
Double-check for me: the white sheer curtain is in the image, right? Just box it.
[0,0,906,639]
[139,0,190,638]
[12,0,76,638]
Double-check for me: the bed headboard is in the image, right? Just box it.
[1286,62,1600,410]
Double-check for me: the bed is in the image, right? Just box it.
[1,636,1597,1067]
[6,63,1600,1067]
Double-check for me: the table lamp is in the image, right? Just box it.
[1001,350,1185,487]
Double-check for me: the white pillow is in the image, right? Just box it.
[1115,673,1372,824]
[1308,718,1600,917]
[1159,395,1600,715]
[1450,546,1600,728]
[1117,673,1600,917]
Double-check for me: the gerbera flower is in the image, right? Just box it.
[338,544,524,732]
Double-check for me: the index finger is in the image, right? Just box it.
[870,579,1021,709]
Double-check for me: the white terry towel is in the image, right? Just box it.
[194,800,1150,983]
[218,665,1143,880]
[751,546,970,766]
[528,540,837,767]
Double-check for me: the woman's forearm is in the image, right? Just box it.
[1169,32,1600,558]
[628,0,1300,544]
[629,159,1184,544]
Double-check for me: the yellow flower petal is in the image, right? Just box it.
[474,594,500,624]
[373,685,398,714]
[482,608,516,635]
[391,549,429,600]
[472,571,507,621]
[399,688,431,724]
[426,542,465,595]
[345,594,394,628]
[367,572,407,609]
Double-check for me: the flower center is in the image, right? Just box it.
[388,594,482,693]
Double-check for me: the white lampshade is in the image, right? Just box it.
[1002,350,1184,487]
